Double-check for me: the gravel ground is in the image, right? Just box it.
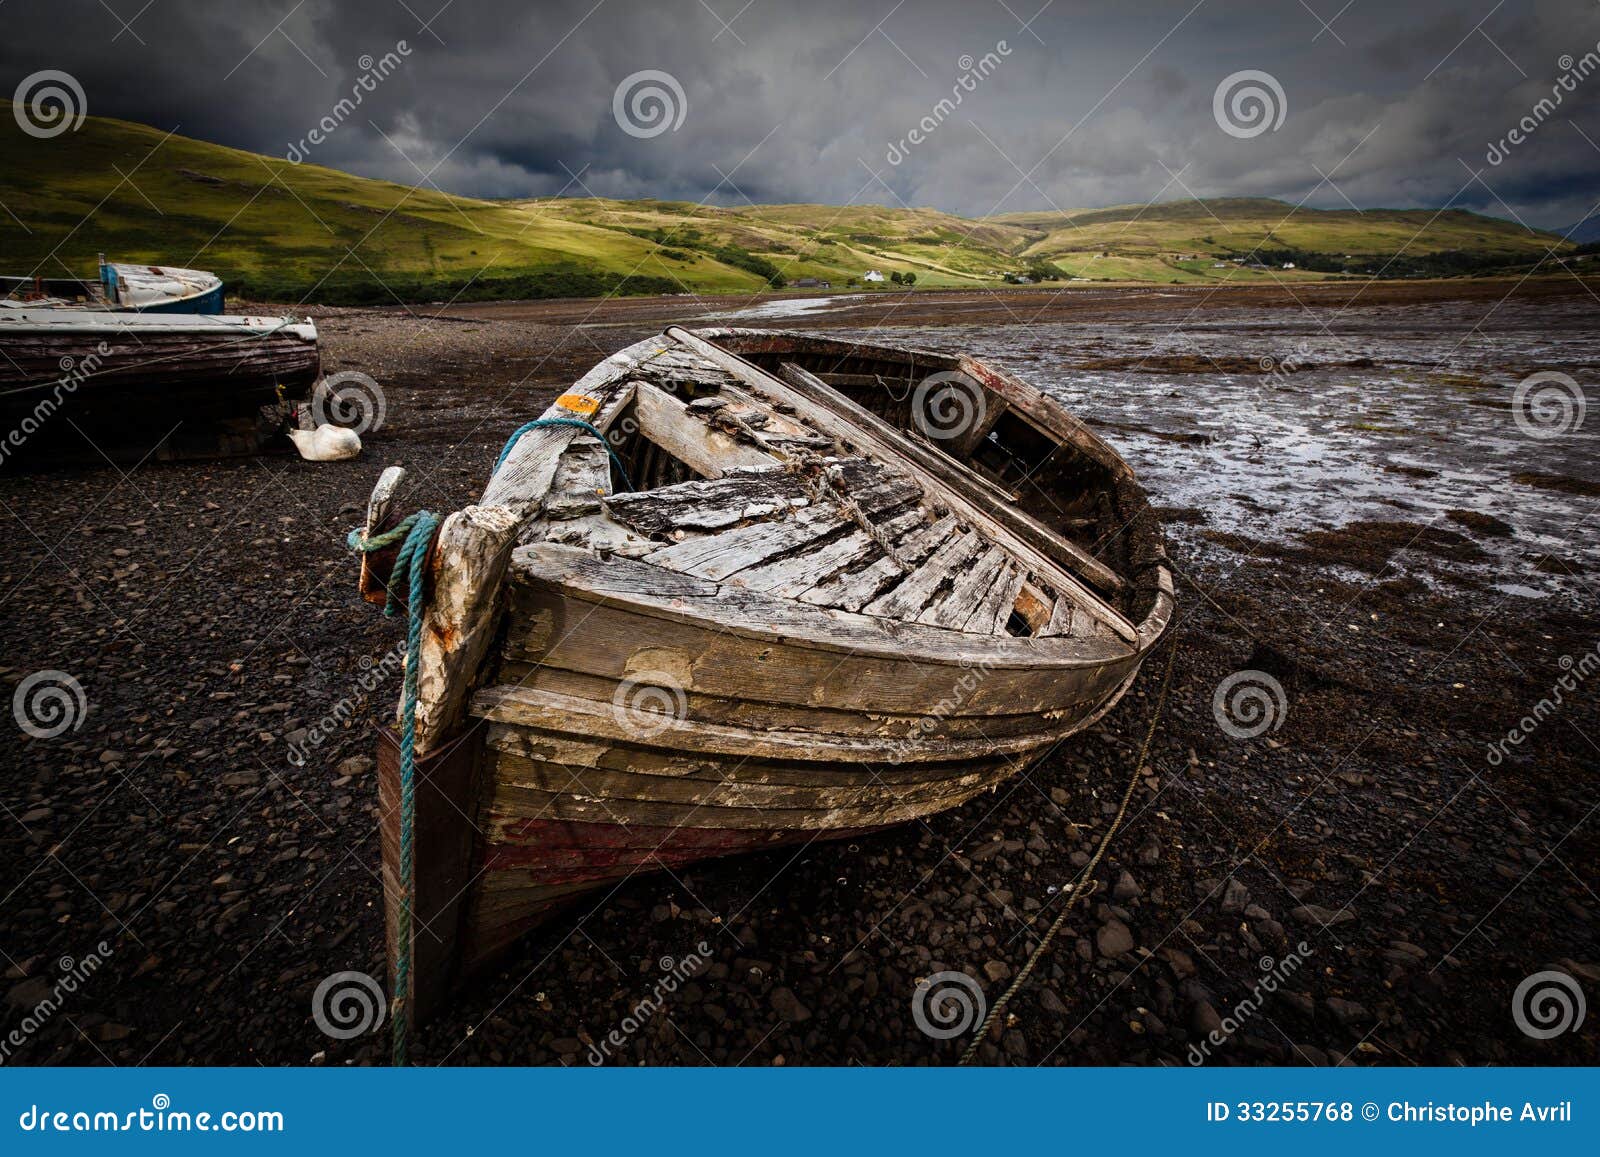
[1,283,1595,1067]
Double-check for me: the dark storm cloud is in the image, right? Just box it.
[4,0,1598,229]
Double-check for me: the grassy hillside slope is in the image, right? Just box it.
[0,108,1567,302]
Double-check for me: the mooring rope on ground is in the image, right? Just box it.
[958,631,1181,1065]
[347,508,442,1067]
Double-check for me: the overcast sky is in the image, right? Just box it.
[5,0,1598,230]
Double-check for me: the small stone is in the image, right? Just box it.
[983,959,1012,983]
[1323,997,1369,1025]
[1220,877,1251,913]
[1158,946,1196,979]
[1096,918,1134,958]
[1291,904,1355,926]
[337,755,375,777]
[1191,1000,1223,1036]
[769,986,811,1023]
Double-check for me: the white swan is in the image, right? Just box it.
[288,423,362,461]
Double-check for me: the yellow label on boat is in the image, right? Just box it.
[555,392,601,417]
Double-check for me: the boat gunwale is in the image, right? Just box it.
[509,539,1148,670]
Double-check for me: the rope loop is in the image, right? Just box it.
[494,417,633,490]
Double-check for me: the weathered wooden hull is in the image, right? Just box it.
[0,311,319,465]
[363,325,1174,1024]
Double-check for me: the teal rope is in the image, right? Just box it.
[348,508,442,1066]
[496,417,632,489]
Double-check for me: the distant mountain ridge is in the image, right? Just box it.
[0,106,1569,303]
[1558,216,1600,244]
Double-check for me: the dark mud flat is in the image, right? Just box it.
[0,282,1595,1067]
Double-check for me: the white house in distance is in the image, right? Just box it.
[862,270,885,282]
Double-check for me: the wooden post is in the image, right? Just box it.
[376,727,483,1028]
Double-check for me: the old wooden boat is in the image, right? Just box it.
[1,256,224,313]
[355,325,1173,1022]
[100,260,226,313]
[0,309,319,465]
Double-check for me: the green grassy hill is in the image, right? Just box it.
[0,107,1567,303]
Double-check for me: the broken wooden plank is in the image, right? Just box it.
[413,504,523,754]
[918,544,1010,630]
[631,379,776,478]
[863,530,985,621]
[964,562,1028,636]
[542,436,612,521]
[644,506,849,580]
[602,466,807,537]
[731,506,927,598]
[800,513,957,611]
